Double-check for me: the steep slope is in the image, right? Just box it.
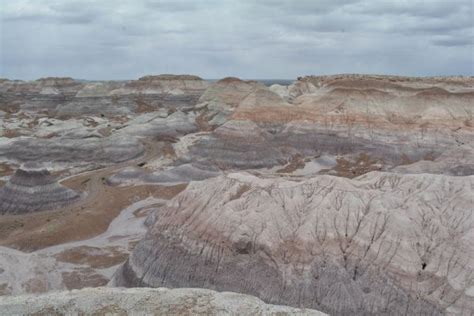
[0,163,82,214]
[114,171,474,315]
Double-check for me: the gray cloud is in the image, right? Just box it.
[352,1,465,18]
[433,37,474,47]
[249,0,361,16]
[0,0,472,80]
[144,0,204,12]
[2,1,108,24]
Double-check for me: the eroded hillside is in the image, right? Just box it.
[0,74,472,315]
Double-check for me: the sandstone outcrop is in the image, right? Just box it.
[0,287,325,315]
[0,163,82,214]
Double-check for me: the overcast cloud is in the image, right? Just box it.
[0,0,472,80]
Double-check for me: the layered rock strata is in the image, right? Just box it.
[188,120,288,169]
[0,163,82,214]
[0,74,473,315]
[107,163,220,186]
[0,135,144,168]
[189,75,474,173]
[114,172,474,315]
[0,75,209,117]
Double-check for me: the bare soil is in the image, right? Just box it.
[330,153,383,178]
[276,154,305,173]
[0,138,186,252]
[0,163,14,177]
[62,268,109,290]
[55,245,129,269]
[0,181,186,252]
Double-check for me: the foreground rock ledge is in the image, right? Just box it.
[0,287,325,315]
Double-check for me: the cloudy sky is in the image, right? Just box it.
[0,0,472,80]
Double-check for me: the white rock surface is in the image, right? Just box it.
[115,171,474,315]
[0,287,325,315]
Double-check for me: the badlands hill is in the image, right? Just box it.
[113,171,473,315]
[0,163,82,215]
[0,74,472,315]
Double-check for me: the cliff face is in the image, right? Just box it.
[0,287,326,315]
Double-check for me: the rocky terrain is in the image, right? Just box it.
[0,74,472,315]
[0,287,325,315]
[113,172,473,315]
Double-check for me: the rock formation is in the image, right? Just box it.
[189,120,288,169]
[119,110,197,139]
[126,74,209,94]
[107,163,220,186]
[0,74,473,315]
[195,77,286,129]
[114,171,474,315]
[0,287,325,315]
[0,74,209,118]
[199,77,267,108]
[0,135,144,170]
[0,163,82,214]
